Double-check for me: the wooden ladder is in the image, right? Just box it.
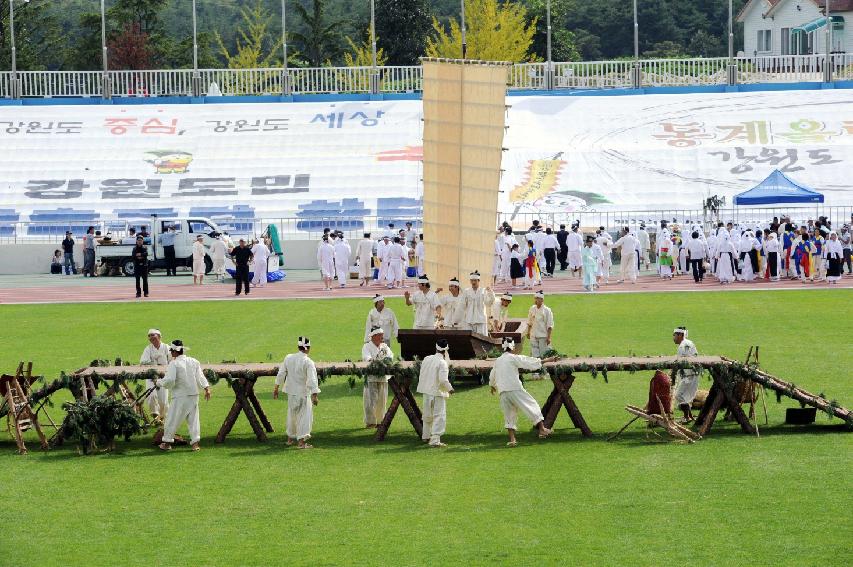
[2,362,48,454]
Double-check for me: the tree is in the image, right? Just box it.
[425,0,538,62]
[524,0,580,62]
[0,0,63,71]
[642,41,687,59]
[216,0,284,69]
[291,0,344,67]
[343,30,388,67]
[108,22,154,70]
[109,0,168,35]
[375,0,431,66]
[687,30,721,58]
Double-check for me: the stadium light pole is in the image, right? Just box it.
[100,0,111,99]
[8,0,18,98]
[632,0,640,89]
[369,0,378,94]
[824,0,832,82]
[727,0,737,85]
[281,0,291,95]
[191,0,201,96]
[460,0,467,59]
[545,0,553,90]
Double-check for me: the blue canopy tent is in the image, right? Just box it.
[733,170,824,206]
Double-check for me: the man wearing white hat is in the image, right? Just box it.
[566,224,584,277]
[490,293,513,333]
[488,337,554,446]
[460,271,495,336]
[526,291,554,360]
[192,234,206,285]
[613,229,639,284]
[417,339,454,447]
[375,235,391,285]
[362,327,393,427]
[140,328,170,420]
[274,337,320,449]
[365,294,400,344]
[317,236,335,291]
[438,278,464,329]
[251,237,270,288]
[157,340,211,452]
[404,275,441,329]
[333,232,352,288]
[672,327,699,424]
[210,233,228,283]
[356,232,375,287]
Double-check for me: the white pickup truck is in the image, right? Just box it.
[96,217,226,276]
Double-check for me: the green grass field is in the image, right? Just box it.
[1,290,851,567]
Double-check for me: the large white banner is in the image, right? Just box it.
[501,90,853,218]
[1,90,851,234]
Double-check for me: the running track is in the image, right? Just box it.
[0,272,850,305]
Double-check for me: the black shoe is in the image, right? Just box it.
[136,293,141,298]
[144,293,149,297]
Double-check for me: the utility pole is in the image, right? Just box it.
[9,0,18,98]
[370,0,379,94]
[632,0,640,89]
[460,0,467,59]
[545,0,553,90]
[728,0,737,85]
[281,0,291,95]
[101,0,111,99]
[824,0,833,83]
[192,0,201,96]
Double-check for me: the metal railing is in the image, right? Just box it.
[3,54,853,99]
[3,207,851,245]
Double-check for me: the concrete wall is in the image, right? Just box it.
[0,240,337,275]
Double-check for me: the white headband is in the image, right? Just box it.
[448,279,460,287]
[169,342,188,353]
[469,271,481,281]
[436,342,449,352]
[147,328,161,336]
[369,327,384,338]
[534,291,544,299]
[417,276,429,284]
[501,294,513,302]
[501,338,515,350]
[372,295,385,304]
[673,328,688,338]
[298,336,311,348]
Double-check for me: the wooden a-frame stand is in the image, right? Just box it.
[375,375,423,441]
[1,362,48,454]
[694,366,756,436]
[216,376,274,443]
[539,372,593,437]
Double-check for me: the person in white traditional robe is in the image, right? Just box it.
[365,294,400,344]
[415,235,425,278]
[274,337,320,449]
[672,327,700,423]
[140,328,170,420]
[376,236,391,285]
[438,278,464,329]
[526,291,554,359]
[825,232,844,284]
[763,232,782,281]
[333,235,352,288]
[566,225,584,277]
[386,237,406,289]
[460,271,495,336]
[192,235,206,285]
[490,293,513,333]
[356,233,375,287]
[595,230,612,284]
[706,232,719,277]
[590,237,604,286]
[500,229,514,282]
[157,340,210,452]
[210,233,228,283]
[362,327,393,427]
[738,232,756,282]
[493,231,505,285]
[716,234,737,284]
[250,238,270,287]
[317,236,335,291]
[637,224,651,269]
[418,340,454,447]
[405,276,441,329]
[489,338,554,446]
[613,230,639,283]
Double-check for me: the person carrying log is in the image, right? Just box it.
[361,327,393,428]
[140,328,170,421]
[488,337,555,447]
[157,340,211,452]
[672,327,700,424]
[274,337,320,449]
[417,339,454,447]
